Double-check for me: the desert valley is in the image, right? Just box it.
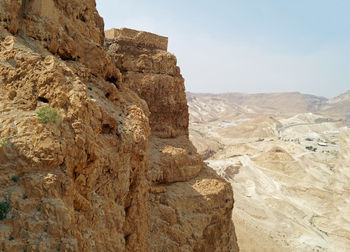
[188,92,350,251]
[0,0,349,251]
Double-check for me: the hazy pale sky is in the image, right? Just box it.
[96,0,350,98]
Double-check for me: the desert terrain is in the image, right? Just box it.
[188,92,350,251]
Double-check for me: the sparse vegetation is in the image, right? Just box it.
[306,146,317,152]
[319,229,329,236]
[37,107,62,124]
[192,129,205,137]
[87,87,92,91]
[9,236,14,241]
[0,201,10,220]
[11,176,19,182]
[0,138,8,147]
[229,154,242,158]
[22,195,28,200]
[309,215,329,236]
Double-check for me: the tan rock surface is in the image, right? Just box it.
[0,2,238,251]
[106,28,238,251]
[0,34,150,251]
[0,0,118,79]
[148,166,238,252]
[106,32,187,138]
[105,28,168,51]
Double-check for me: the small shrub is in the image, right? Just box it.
[0,201,10,220]
[36,107,62,124]
[11,176,19,182]
[118,120,123,125]
[87,87,92,91]
[306,146,317,151]
[22,195,28,200]
[192,129,205,137]
[9,236,14,241]
[0,138,8,147]
[229,154,242,158]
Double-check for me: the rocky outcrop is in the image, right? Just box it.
[105,28,188,139]
[105,28,202,183]
[0,0,117,79]
[105,28,237,251]
[0,1,238,251]
[0,28,150,252]
[106,28,238,251]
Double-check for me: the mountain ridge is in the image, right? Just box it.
[187,91,349,123]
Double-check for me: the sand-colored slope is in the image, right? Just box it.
[217,116,282,139]
[188,93,350,251]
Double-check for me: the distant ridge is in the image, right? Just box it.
[187,91,350,123]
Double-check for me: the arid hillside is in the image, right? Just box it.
[0,1,238,251]
[188,92,350,251]
[318,91,350,116]
[188,91,350,124]
[187,92,328,123]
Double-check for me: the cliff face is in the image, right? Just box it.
[106,28,238,251]
[105,28,201,183]
[0,0,116,79]
[0,1,237,251]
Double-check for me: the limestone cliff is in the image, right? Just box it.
[0,1,238,251]
[106,28,238,251]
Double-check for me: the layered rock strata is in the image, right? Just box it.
[105,28,238,251]
[0,1,238,251]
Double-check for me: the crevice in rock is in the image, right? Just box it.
[106,77,119,89]
[101,124,115,134]
[77,14,86,23]
[38,96,49,103]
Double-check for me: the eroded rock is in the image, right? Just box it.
[0,2,238,251]
[106,28,238,251]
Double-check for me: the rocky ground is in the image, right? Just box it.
[188,92,350,252]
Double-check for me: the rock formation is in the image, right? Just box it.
[105,28,238,251]
[0,1,238,251]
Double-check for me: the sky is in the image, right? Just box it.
[96,0,350,98]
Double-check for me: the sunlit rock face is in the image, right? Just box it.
[105,28,239,251]
[0,1,238,251]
